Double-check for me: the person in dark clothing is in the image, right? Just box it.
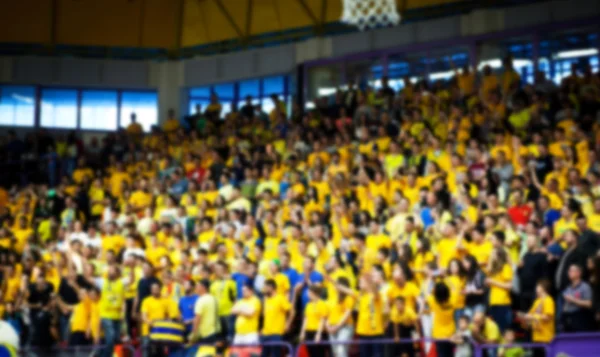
[561,264,594,332]
[555,229,589,293]
[57,270,81,343]
[28,274,56,349]
[30,297,59,352]
[134,262,161,315]
[575,214,600,260]
[518,234,549,311]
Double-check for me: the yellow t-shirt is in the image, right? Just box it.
[100,279,125,320]
[70,296,91,332]
[327,295,355,326]
[140,296,169,336]
[234,296,261,335]
[470,318,501,343]
[427,295,455,339]
[587,213,600,233]
[529,295,555,343]
[467,241,493,266]
[387,281,420,312]
[305,299,328,332]
[437,237,458,270]
[209,280,237,317]
[72,168,94,184]
[12,227,33,253]
[194,294,219,338]
[390,305,418,326]
[356,292,385,336]
[262,294,291,335]
[489,264,513,306]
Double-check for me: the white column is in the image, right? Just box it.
[148,60,185,125]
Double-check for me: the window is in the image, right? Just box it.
[239,79,260,99]
[188,75,289,119]
[80,90,118,130]
[120,91,158,132]
[0,85,35,127]
[188,99,210,116]
[40,88,78,129]
[263,76,284,96]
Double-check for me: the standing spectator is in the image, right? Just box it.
[140,282,169,357]
[209,261,237,347]
[98,264,125,357]
[518,235,549,311]
[326,277,354,357]
[426,281,456,357]
[555,230,588,292]
[262,279,293,357]
[463,255,487,318]
[190,279,219,345]
[486,248,513,333]
[299,286,327,357]
[561,264,594,332]
[519,280,555,357]
[230,282,261,345]
[29,295,59,352]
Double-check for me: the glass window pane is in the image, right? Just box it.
[189,99,210,115]
[189,86,211,98]
[263,76,284,96]
[80,90,118,130]
[262,99,275,115]
[237,98,260,110]
[213,84,234,100]
[120,91,158,132]
[0,85,35,127]
[239,79,260,98]
[40,88,78,129]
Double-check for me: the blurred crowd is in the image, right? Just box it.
[1,56,600,357]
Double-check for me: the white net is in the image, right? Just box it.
[341,0,401,31]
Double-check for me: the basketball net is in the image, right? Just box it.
[341,0,401,31]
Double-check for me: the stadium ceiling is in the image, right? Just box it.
[0,0,535,59]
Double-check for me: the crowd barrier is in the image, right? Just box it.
[295,333,600,357]
[17,344,136,357]
[12,333,600,357]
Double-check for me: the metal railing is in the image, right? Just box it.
[18,344,136,357]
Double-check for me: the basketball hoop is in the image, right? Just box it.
[341,0,401,31]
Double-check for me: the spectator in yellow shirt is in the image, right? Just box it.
[126,113,144,137]
[390,296,418,357]
[262,279,294,357]
[140,283,169,353]
[300,286,328,357]
[486,248,513,333]
[519,280,555,352]
[231,283,261,345]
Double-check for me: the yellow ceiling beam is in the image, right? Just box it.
[214,0,245,41]
[296,0,319,27]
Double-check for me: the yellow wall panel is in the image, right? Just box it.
[0,0,52,44]
[141,0,180,48]
[250,0,282,36]
[181,0,210,47]
[56,0,142,47]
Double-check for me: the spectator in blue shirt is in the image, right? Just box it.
[280,251,300,300]
[297,256,324,308]
[539,196,561,227]
[178,280,199,333]
[231,258,253,299]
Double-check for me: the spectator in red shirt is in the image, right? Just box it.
[507,190,533,227]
